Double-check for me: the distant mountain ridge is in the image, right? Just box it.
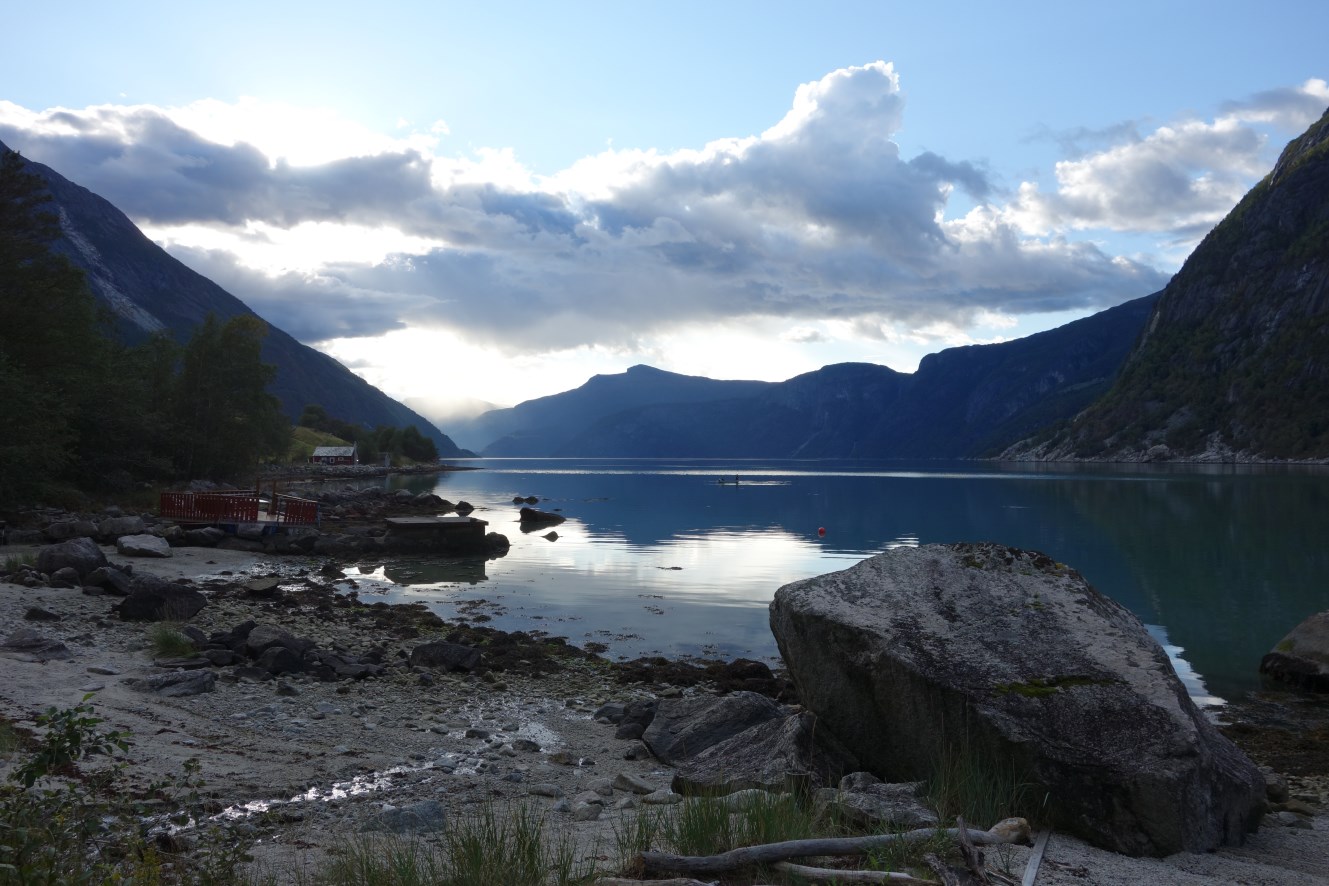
[3,140,468,457]
[459,292,1159,458]
[1007,107,1329,461]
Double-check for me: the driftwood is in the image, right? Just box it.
[594,879,719,886]
[1021,829,1051,886]
[639,818,1031,876]
[773,861,938,883]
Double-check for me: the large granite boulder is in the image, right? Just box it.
[769,542,1265,857]
[1259,610,1329,691]
[36,537,107,580]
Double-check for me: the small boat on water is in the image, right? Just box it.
[717,475,742,486]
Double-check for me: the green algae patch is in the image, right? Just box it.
[995,675,1111,698]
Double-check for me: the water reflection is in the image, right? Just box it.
[307,458,1329,702]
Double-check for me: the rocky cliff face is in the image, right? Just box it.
[1010,108,1329,461]
[4,142,467,456]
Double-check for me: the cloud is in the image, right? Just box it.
[16,64,1296,358]
[1007,79,1329,237]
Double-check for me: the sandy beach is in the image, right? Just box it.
[1,542,1326,883]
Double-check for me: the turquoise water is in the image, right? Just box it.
[328,458,1329,704]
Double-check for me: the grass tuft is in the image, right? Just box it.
[148,622,198,658]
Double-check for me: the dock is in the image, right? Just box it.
[384,516,490,551]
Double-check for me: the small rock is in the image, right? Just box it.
[528,783,565,799]
[613,772,656,795]
[571,802,602,821]
[642,789,683,805]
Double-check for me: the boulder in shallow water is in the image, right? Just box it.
[769,542,1265,857]
[1260,610,1329,691]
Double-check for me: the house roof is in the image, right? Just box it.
[311,446,356,457]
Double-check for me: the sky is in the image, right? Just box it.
[2,1,1328,427]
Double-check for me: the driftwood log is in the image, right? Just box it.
[639,818,1031,877]
[773,861,938,883]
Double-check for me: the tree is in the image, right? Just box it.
[172,314,290,480]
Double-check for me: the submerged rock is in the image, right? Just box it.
[770,542,1265,857]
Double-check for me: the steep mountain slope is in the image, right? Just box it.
[4,141,467,457]
[465,292,1157,458]
[1013,108,1329,461]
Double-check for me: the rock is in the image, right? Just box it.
[23,607,61,622]
[48,566,82,588]
[528,783,564,798]
[128,670,217,697]
[256,646,306,675]
[642,691,785,764]
[1259,610,1329,691]
[518,507,564,526]
[612,772,655,795]
[243,577,283,598]
[615,722,646,741]
[116,534,173,558]
[642,789,682,805]
[485,532,510,552]
[36,537,107,580]
[1,628,73,660]
[815,777,938,830]
[593,702,627,723]
[623,741,652,761]
[770,542,1266,857]
[115,575,207,622]
[183,527,227,547]
[244,624,309,657]
[44,520,98,542]
[571,802,602,821]
[409,640,482,672]
[99,515,147,540]
[85,566,134,596]
[364,800,446,833]
[671,710,850,796]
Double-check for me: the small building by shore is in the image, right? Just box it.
[309,445,357,466]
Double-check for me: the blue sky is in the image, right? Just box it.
[3,1,1327,424]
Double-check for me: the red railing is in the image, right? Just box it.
[160,491,259,523]
[159,492,319,526]
[271,494,320,526]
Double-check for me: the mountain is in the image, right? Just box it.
[452,364,774,455]
[3,141,469,457]
[1008,107,1329,461]
[461,292,1158,458]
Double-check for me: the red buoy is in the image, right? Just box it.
[817,527,826,537]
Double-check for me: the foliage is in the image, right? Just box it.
[317,804,590,886]
[0,697,250,884]
[147,623,198,659]
[173,313,291,479]
[925,739,1042,831]
[0,148,294,504]
[299,404,438,465]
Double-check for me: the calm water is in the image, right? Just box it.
[324,458,1329,704]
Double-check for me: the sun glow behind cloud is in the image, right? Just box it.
[2,63,1325,418]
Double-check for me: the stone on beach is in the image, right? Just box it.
[769,541,1266,857]
[116,533,173,558]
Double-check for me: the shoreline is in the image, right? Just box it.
[1,543,1326,882]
